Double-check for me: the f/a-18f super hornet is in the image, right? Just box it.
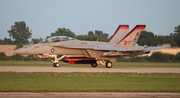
[14,25,169,68]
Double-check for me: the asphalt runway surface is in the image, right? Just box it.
[0,66,180,73]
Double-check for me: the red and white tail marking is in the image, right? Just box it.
[118,25,146,47]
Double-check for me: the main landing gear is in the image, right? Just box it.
[50,55,66,68]
[95,60,113,68]
[91,63,98,67]
[105,61,113,68]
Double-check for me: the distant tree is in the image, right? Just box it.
[0,39,3,44]
[88,31,94,36]
[11,54,23,60]
[174,25,180,46]
[166,33,177,46]
[3,38,14,45]
[149,34,175,46]
[150,52,165,61]
[75,34,98,41]
[75,30,109,42]
[95,30,108,38]
[47,28,75,38]
[0,38,14,45]
[138,31,154,46]
[150,52,174,61]
[94,30,109,42]
[153,35,167,46]
[7,21,32,48]
[151,35,159,46]
[137,27,180,47]
[0,52,6,60]
[174,52,180,60]
[174,25,180,33]
[31,37,43,44]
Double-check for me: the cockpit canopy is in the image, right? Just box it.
[46,36,78,43]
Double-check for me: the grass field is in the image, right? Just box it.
[0,60,180,68]
[0,61,180,92]
[0,72,180,92]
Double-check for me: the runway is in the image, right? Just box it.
[0,66,180,73]
[0,92,180,98]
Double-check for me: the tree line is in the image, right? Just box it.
[1,21,180,47]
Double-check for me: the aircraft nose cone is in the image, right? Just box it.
[14,48,27,55]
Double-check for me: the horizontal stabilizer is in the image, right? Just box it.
[145,45,170,52]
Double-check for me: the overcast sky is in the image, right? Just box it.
[1,0,180,40]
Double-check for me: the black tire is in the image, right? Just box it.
[91,63,97,67]
[53,63,56,67]
[105,61,112,68]
[53,63,60,67]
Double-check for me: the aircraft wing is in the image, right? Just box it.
[94,46,140,51]
[61,45,95,49]
[58,45,143,52]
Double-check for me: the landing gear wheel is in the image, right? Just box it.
[105,61,112,68]
[53,63,60,67]
[91,63,97,67]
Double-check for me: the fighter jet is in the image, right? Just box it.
[14,25,169,68]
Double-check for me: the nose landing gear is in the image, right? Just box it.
[50,55,66,68]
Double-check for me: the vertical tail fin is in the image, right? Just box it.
[118,25,146,47]
[109,25,129,45]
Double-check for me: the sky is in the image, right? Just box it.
[1,0,180,40]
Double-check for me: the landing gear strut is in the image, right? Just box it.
[50,55,66,67]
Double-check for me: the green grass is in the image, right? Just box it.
[0,72,180,92]
[113,62,180,68]
[0,61,180,68]
[0,61,51,66]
